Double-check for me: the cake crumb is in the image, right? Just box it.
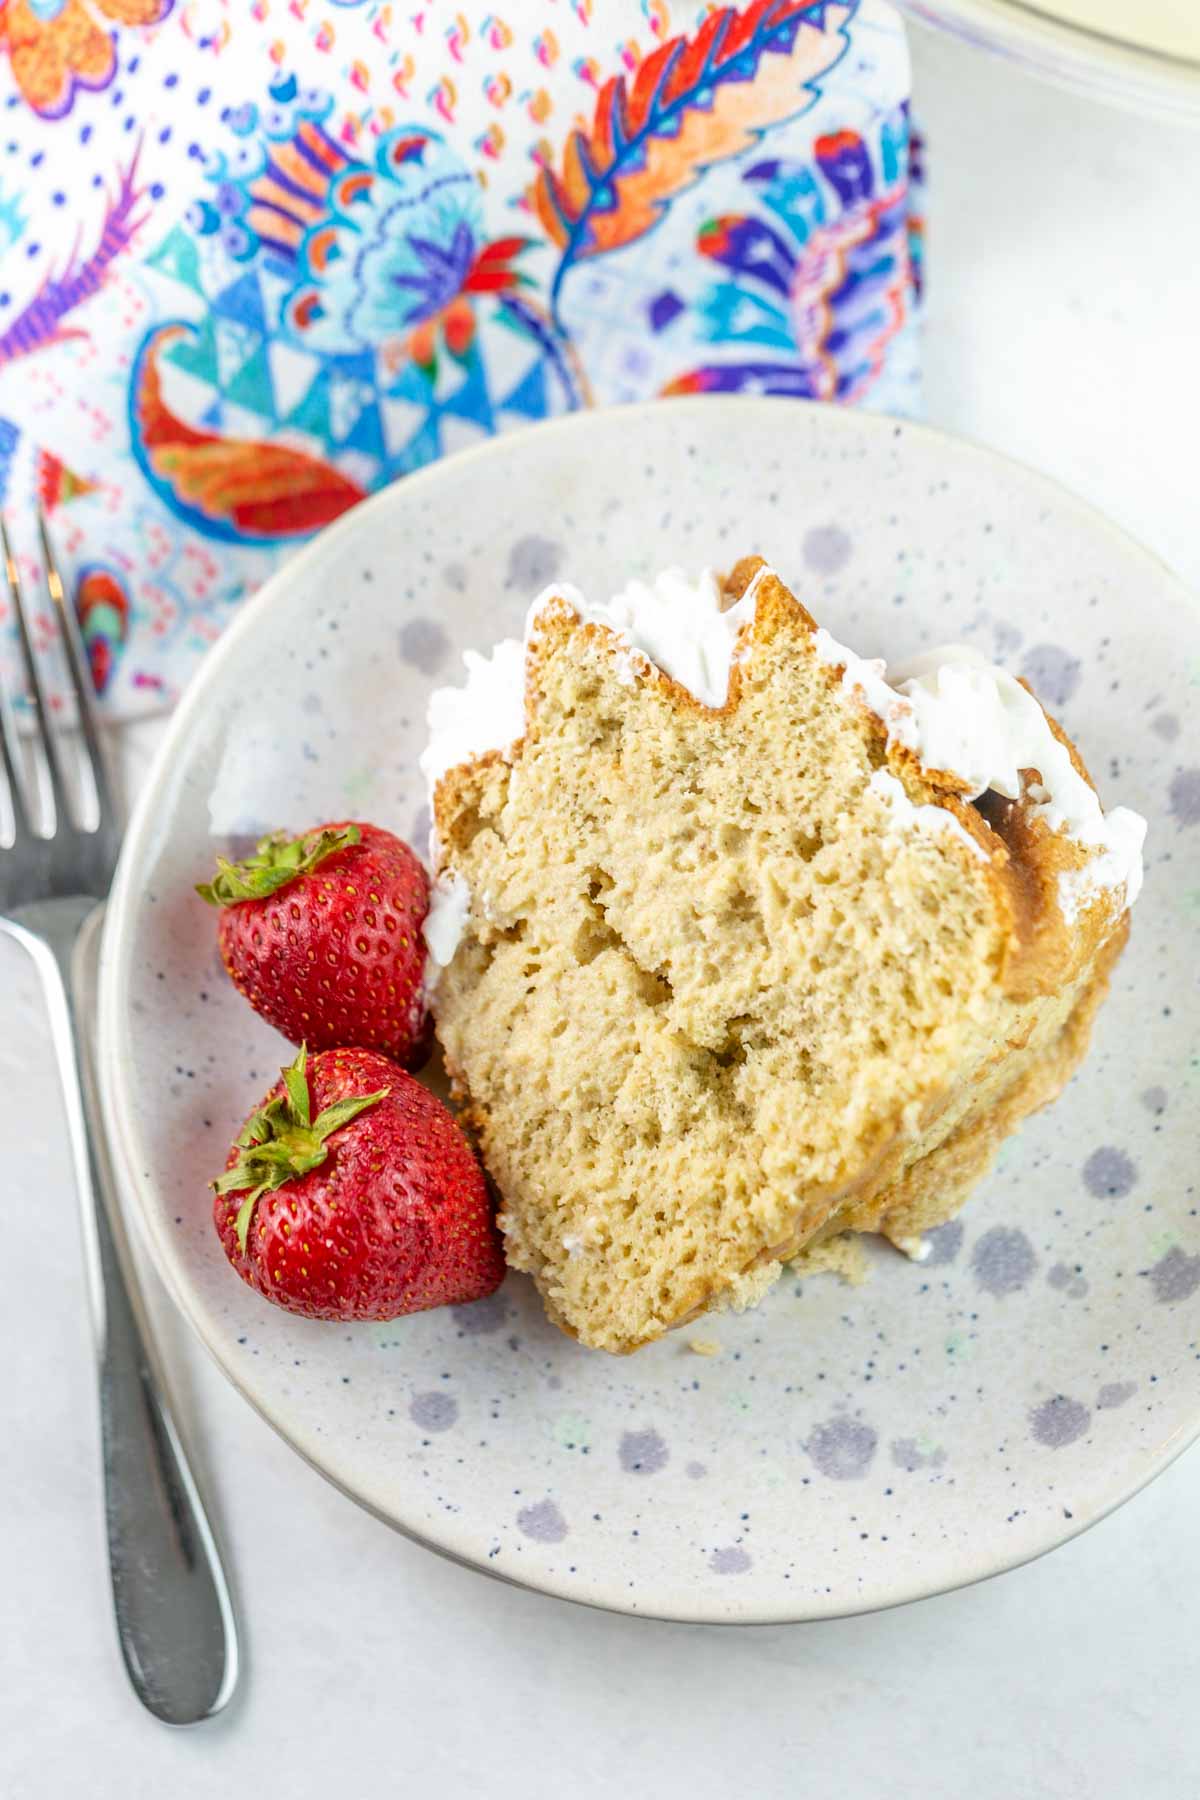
[789,1233,870,1286]
[711,1260,783,1314]
[687,1337,722,1357]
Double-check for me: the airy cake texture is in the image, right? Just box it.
[421,559,1144,1354]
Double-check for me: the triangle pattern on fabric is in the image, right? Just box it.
[210,268,269,336]
[268,340,322,417]
[257,258,296,335]
[389,413,442,477]
[437,350,495,435]
[285,365,334,441]
[145,224,205,295]
[338,395,386,462]
[223,342,277,420]
[163,316,220,385]
[379,394,432,458]
[383,356,437,407]
[326,369,375,445]
[496,355,547,421]
[215,318,262,391]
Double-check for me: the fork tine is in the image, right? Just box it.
[1,514,70,835]
[37,509,118,832]
[0,651,33,844]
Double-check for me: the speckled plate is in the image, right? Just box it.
[99,398,1200,1624]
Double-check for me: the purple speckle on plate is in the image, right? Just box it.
[452,1293,509,1335]
[410,1391,458,1433]
[1146,1246,1200,1304]
[1168,768,1200,827]
[971,1226,1036,1296]
[1083,1147,1137,1200]
[806,1416,877,1480]
[802,523,852,576]
[619,1429,669,1475]
[398,617,451,675]
[710,1546,752,1575]
[1030,1395,1091,1448]
[1020,644,1081,709]
[922,1220,964,1267]
[505,535,563,592]
[517,1499,568,1544]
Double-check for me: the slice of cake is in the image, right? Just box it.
[420,560,1144,1354]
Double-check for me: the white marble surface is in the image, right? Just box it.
[3,25,1200,1797]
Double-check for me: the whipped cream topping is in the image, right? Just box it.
[421,869,471,998]
[420,565,763,803]
[418,566,763,989]
[419,636,527,792]
[419,572,1144,995]
[815,634,1145,914]
[567,566,762,708]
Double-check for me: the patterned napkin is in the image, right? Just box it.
[0,0,923,716]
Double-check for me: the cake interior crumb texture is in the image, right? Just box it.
[431,562,1131,1353]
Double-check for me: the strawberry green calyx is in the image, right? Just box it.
[196,824,361,907]
[213,1044,388,1253]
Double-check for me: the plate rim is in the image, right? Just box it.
[97,394,1200,1624]
[899,0,1200,118]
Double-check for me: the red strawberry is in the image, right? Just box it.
[213,1044,505,1320]
[198,821,431,1069]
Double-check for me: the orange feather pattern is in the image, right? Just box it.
[131,325,365,541]
[533,0,850,287]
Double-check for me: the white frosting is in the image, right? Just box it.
[419,575,1144,1003]
[421,566,764,805]
[816,635,1145,916]
[566,565,762,709]
[418,636,528,792]
[421,869,471,997]
[867,768,986,861]
[1058,810,1147,923]
[893,1234,933,1264]
[419,566,765,1001]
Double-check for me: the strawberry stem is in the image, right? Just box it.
[213,1044,388,1253]
[196,824,361,906]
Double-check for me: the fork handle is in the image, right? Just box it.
[10,897,239,1725]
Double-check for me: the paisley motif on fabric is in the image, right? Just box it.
[128,80,584,540]
[663,113,913,402]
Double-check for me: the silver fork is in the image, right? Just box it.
[0,514,238,1725]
